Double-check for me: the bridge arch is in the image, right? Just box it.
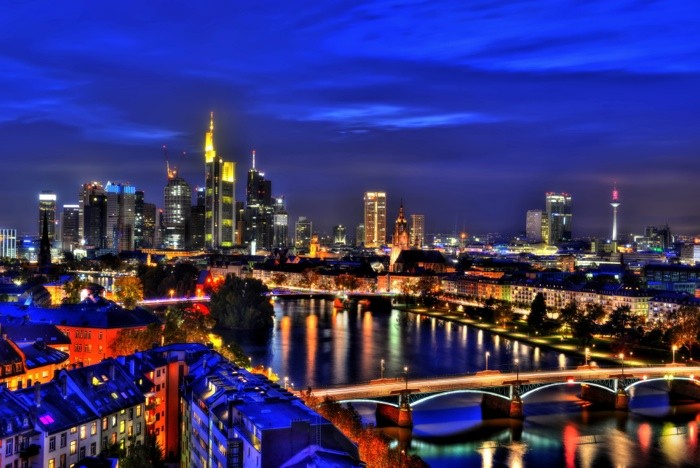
[338,398,399,408]
[412,389,510,407]
[520,381,615,399]
[624,376,692,392]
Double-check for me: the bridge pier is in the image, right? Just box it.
[580,383,628,410]
[481,390,523,420]
[375,391,413,428]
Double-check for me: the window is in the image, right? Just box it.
[136,405,142,417]
[111,416,117,427]
[91,422,97,436]
[70,427,77,434]
[49,436,56,452]
[98,331,102,340]
[80,425,86,440]
[102,417,108,431]
[60,433,67,448]
[136,422,141,435]
[128,425,133,437]
[110,433,117,446]
[90,442,96,456]
[59,454,66,468]
[79,446,85,459]
[119,420,125,434]
[48,459,55,468]
[128,408,133,420]
[5,439,13,456]
[70,440,76,455]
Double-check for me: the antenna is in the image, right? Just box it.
[163,144,176,179]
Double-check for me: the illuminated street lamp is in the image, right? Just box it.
[585,347,590,367]
[249,356,252,368]
[619,353,625,378]
[284,376,289,390]
[485,351,490,371]
[169,289,175,300]
[380,359,385,379]
[404,366,409,391]
[514,358,520,386]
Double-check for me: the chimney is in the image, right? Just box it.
[34,382,41,408]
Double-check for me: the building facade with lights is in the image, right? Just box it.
[204,113,236,250]
[545,192,572,244]
[363,191,386,248]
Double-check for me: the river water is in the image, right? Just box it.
[224,298,700,467]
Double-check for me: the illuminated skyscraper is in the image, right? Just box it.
[363,192,387,248]
[244,151,274,250]
[410,214,425,248]
[272,197,288,248]
[525,210,544,242]
[190,188,206,250]
[105,181,136,252]
[0,229,16,259]
[204,113,236,249]
[79,182,107,249]
[545,192,572,244]
[38,191,57,241]
[164,170,192,250]
[295,217,312,252]
[61,204,80,251]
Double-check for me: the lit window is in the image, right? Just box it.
[70,440,76,455]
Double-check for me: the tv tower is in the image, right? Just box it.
[610,184,620,246]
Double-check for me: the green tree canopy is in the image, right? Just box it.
[62,277,89,304]
[113,276,144,309]
[528,292,547,330]
[209,275,274,329]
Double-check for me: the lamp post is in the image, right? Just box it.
[619,353,625,378]
[585,347,590,367]
[673,345,677,365]
[248,356,252,369]
[381,359,385,379]
[284,376,289,390]
[404,366,409,391]
[514,358,520,385]
[485,351,490,371]
[169,289,175,300]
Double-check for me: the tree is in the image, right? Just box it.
[334,274,359,291]
[494,301,514,328]
[113,276,144,309]
[209,275,274,329]
[668,305,700,359]
[62,277,89,304]
[559,300,580,336]
[528,293,547,330]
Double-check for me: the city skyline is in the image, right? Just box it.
[1,2,698,237]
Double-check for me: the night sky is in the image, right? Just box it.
[2,1,699,239]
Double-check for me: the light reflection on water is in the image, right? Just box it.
[224,299,700,466]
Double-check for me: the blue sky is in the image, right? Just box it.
[1,0,699,238]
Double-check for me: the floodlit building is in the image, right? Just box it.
[545,192,572,243]
[363,191,386,248]
[204,113,236,249]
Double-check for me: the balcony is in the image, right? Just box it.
[20,443,40,459]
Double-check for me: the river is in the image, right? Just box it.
[223,298,700,467]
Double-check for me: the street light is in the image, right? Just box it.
[585,347,590,367]
[249,356,252,369]
[514,358,520,385]
[169,289,175,300]
[284,376,289,390]
[404,366,409,391]
[380,359,385,379]
[619,353,625,378]
[485,351,490,371]
[673,345,678,365]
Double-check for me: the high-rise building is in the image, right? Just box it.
[244,151,275,250]
[190,188,206,250]
[80,182,107,249]
[525,210,544,242]
[355,224,365,247]
[272,197,288,248]
[295,217,312,252]
[61,205,80,251]
[0,229,17,259]
[363,192,387,248]
[333,225,347,245]
[204,113,236,249]
[545,192,572,244]
[134,190,146,248]
[610,185,621,247]
[410,214,425,248]
[164,172,192,250]
[38,191,57,241]
[105,181,136,252]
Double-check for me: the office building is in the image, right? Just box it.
[61,205,80,251]
[333,224,347,245]
[363,191,387,248]
[190,188,206,250]
[525,210,544,243]
[105,181,136,252]
[355,223,365,247]
[295,216,312,252]
[38,191,57,241]
[204,113,236,249]
[410,214,425,248]
[545,192,572,243]
[272,196,288,248]
[79,182,107,249]
[164,173,192,250]
[0,229,17,259]
[244,151,275,250]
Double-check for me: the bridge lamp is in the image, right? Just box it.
[672,345,678,364]
[284,376,289,390]
[169,289,175,300]
[485,352,490,371]
[380,359,385,379]
[619,353,625,378]
[584,347,590,367]
[404,366,409,390]
[514,358,520,384]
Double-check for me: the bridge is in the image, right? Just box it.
[311,365,700,427]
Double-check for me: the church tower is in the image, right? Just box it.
[390,202,410,271]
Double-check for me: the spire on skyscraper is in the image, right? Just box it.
[252,150,256,170]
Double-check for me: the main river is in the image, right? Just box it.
[222,298,700,467]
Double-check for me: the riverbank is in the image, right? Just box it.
[396,304,683,369]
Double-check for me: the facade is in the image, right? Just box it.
[680,244,700,265]
[363,191,387,248]
[163,175,192,250]
[545,192,572,243]
[355,223,365,247]
[61,204,80,251]
[0,229,17,259]
[79,182,107,249]
[410,214,425,248]
[525,209,544,242]
[190,188,206,250]
[204,113,236,249]
[272,197,288,248]
[105,182,136,252]
[294,216,312,252]
[244,152,275,250]
[39,191,58,242]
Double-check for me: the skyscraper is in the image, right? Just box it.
[204,113,236,249]
[38,191,57,241]
[0,229,16,259]
[244,151,274,250]
[364,192,387,248]
[190,187,206,250]
[142,202,157,248]
[295,217,312,252]
[105,181,136,252]
[163,171,192,250]
[61,204,80,251]
[134,191,146,248]
[525,210,544,242]
[545,192,572,244]
[272,197,288,248]
[410,214,425,248]
[80,182,107,249]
